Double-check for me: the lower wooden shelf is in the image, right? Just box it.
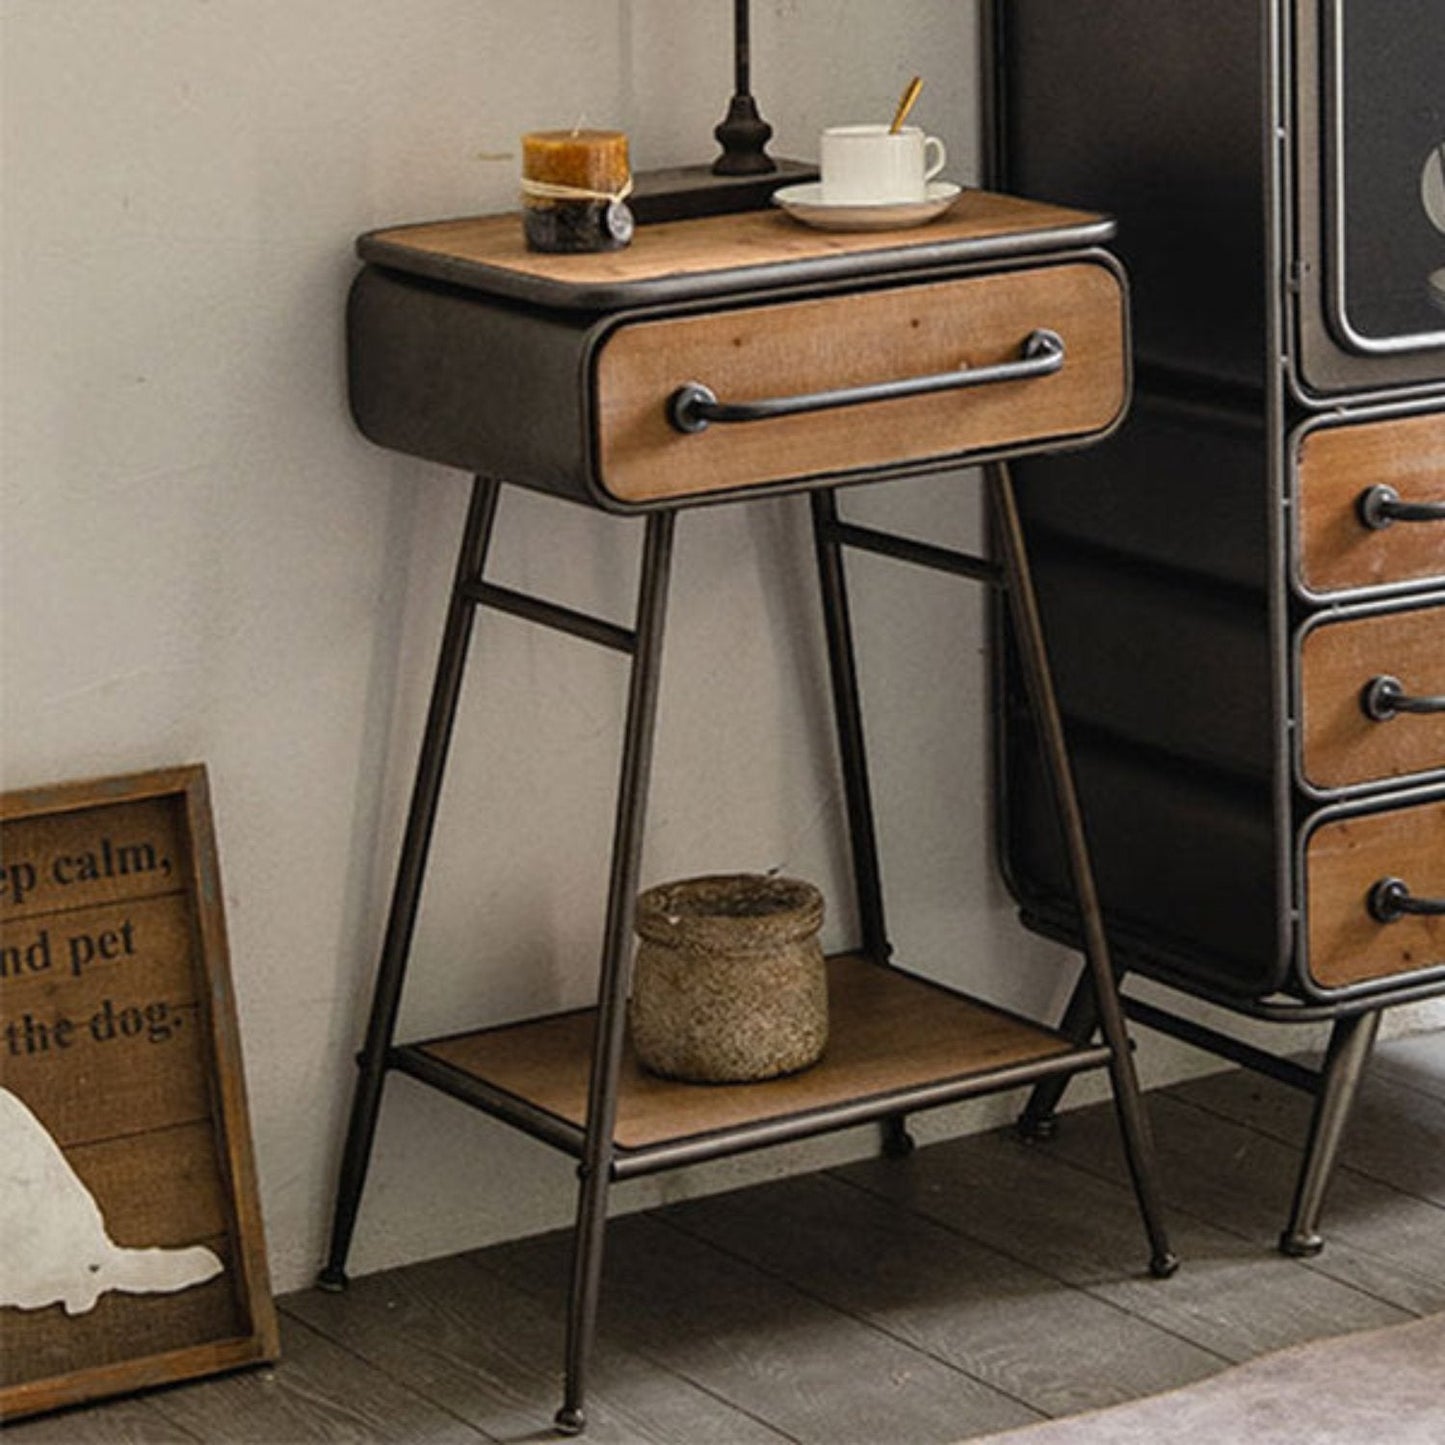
[390,953,1110,1178]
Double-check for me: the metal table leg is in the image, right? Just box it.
[318,475,502,1291]
[809,489,910,1157]
[809,489,891,966]
[555,510,676,1435]
[989,463,1178,1279]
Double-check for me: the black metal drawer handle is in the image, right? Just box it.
[667,328,1065,434]
[1367,877,1445,923]
[1360,675,1445,721]
[1357,485,1445,530]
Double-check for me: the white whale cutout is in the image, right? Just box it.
[0,1086,224,1315]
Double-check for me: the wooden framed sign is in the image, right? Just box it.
[0,765,278,1420]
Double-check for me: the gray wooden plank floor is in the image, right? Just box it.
[8,1031,1444,1444]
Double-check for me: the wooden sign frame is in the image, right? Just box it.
[1,764,278,1420]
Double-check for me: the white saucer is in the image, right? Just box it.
[773,181,962,232]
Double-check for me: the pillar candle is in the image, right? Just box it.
[521,129,634,253]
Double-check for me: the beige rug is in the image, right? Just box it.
[977,1312,1445,1444]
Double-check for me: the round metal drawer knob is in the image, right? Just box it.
[1360,675,1445,721]
[1367,877,1445,923]
[1357,484,1445,531]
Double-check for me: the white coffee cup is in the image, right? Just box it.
[819,124,947,204]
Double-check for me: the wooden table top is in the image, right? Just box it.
[357,190,1114,311]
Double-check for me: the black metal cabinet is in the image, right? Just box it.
[992,0,1445,1254]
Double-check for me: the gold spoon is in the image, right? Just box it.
[890,76,923,133]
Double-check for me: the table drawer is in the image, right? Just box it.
[1305,791,1445,991]
[1296,410,1445,597]
[592,261,1127,506]
[1298,598,1445,792]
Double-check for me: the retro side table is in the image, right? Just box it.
[319,195,1177,1433]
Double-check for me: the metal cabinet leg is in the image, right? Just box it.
[556,511,676,1436]
[1279,1009,1382,1258]
[989,464,1177,1279]
[318,475,502,1292]
[1017,970,1100,1142]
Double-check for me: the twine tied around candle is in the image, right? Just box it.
[520,175,635,206]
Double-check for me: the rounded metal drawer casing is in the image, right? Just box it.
[1304,788,1445,992]
[1297,596,1445,794]
[592,261,1127,506]
[1295,410,1445,599]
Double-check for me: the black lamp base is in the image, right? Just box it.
[712,92,776,176]
[631,157,818,225]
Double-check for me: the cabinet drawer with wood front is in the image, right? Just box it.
[1303,787,1445,994]
[348,255,1128,512]
[1297,595,1445,794]
[1294,409,1445,599]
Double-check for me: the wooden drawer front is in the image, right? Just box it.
[1299,601,1445,791]
[593,262,1126,505]
[1306,795,1445,989]
[1297,411,1445,595]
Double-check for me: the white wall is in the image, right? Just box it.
[5,2,1432,1299]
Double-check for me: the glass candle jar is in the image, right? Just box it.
[521,129,634,253]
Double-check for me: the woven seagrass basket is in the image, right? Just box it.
[629,873,828,1083]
